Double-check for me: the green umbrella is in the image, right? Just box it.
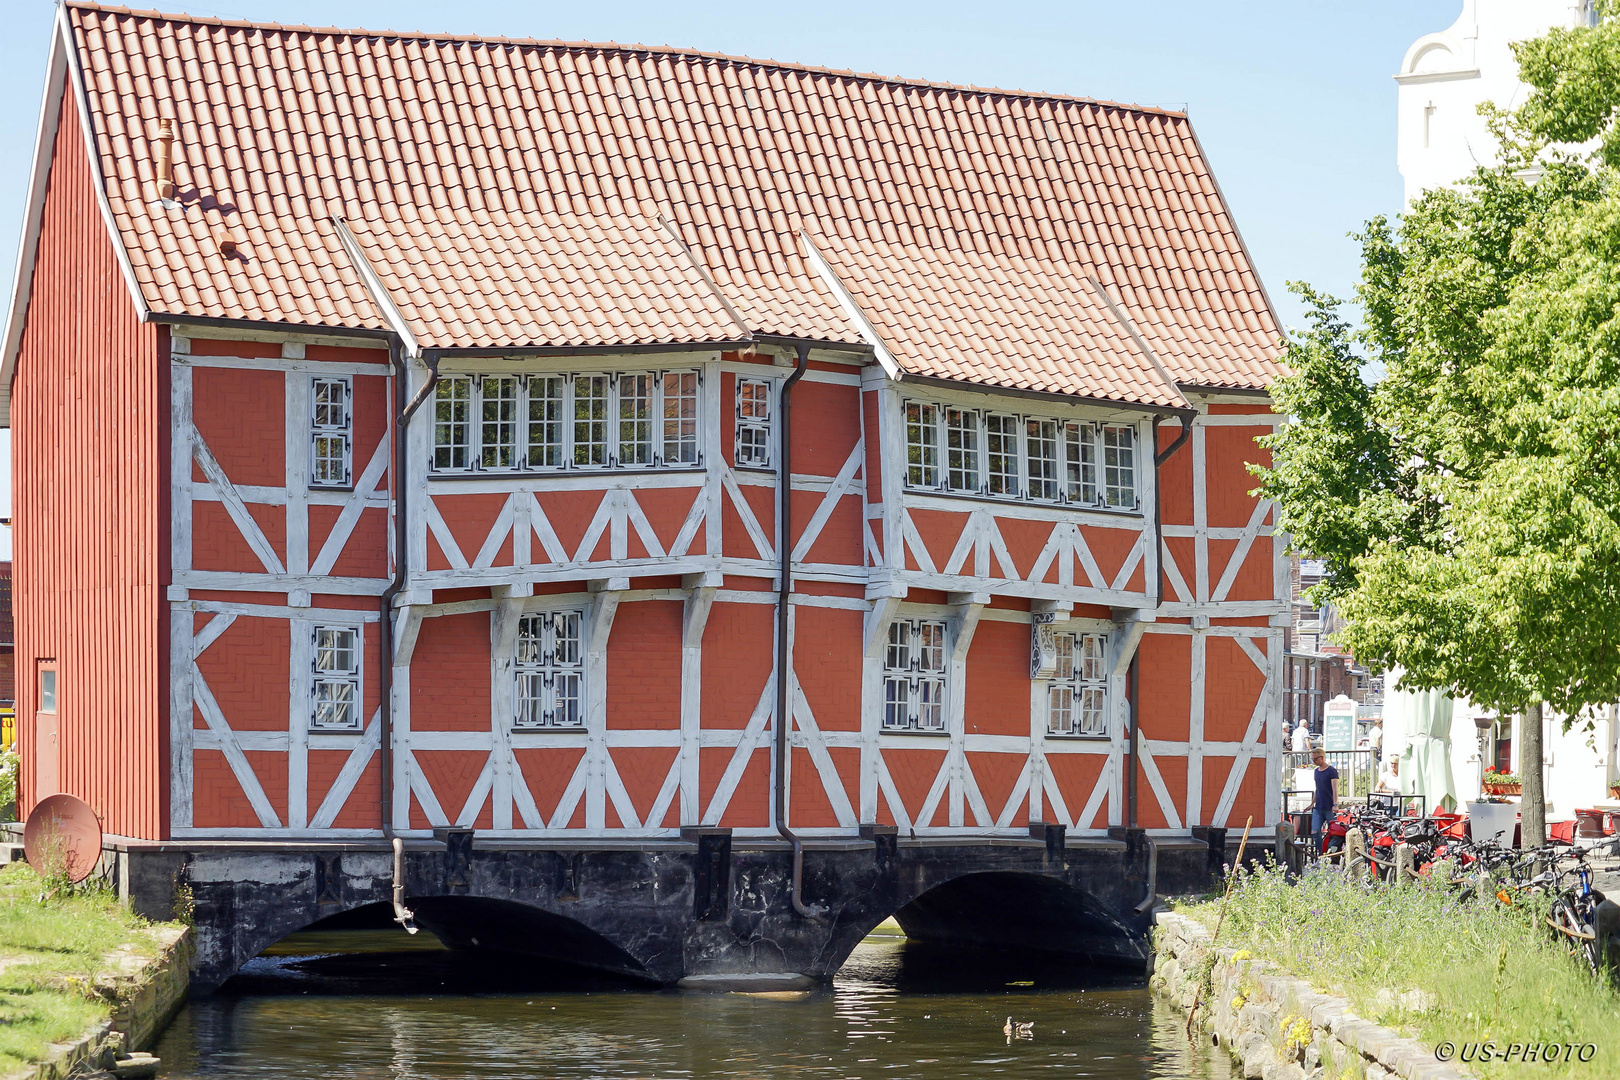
[1393,678,1459,812]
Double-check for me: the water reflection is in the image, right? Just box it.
[155,928,1230,1079]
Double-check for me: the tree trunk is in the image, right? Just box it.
[1520,701,1546,848]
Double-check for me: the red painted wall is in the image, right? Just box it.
[12,95,166,837]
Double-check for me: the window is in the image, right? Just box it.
[1101,425,1136,508]
[574,375,611,467]
[434,377,473,471]
[882,618,948,732]
[903,399,1138,510]
[618,373,656,466]
[514,610,585,728]
[984,413,1020,495]
[1026,419,1060,502]
[429,371,704,473]
[481,375,520,470]
[944,407,979,493]
[735,377,774,467]
[906,402,940,488]
[1047,631,1108,736]
[38,664,56,713]
[528,376,566,468]
[663,371,700,465]
[312,626,363,731]
[310,376,352,487]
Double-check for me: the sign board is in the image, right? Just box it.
[1322,696,1358,752]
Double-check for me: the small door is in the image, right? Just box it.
[34,661,58,799]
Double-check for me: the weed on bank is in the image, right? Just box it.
[1178,862,1619,1079]
[0,862,167,1073]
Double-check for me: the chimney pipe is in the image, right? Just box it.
[154,119,176,201]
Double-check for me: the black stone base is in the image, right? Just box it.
[107,832,1235,993]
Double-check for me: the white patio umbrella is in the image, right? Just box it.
[1390,676,1460,812]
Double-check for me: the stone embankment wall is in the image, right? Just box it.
[18,926,191,1080]
[1152,912,1472,1080]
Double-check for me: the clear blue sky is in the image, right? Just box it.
[0,0,1461,558]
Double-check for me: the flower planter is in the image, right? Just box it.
[1483,783,1522,796]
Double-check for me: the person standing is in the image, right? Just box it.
[1368,717,1384,768]
[1292,719,1311,755]
[1307,746,1340,854]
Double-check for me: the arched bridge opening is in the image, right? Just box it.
[888,871,1149,971]
[216,897,656,996]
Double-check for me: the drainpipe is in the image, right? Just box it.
[775,341,826,921]
[377,345,441,934]
[1152,413,1193,609]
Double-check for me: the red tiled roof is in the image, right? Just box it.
[64,2,1282,397]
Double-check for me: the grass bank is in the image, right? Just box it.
[0,862,175,1075]
[1176,862,1618,1079]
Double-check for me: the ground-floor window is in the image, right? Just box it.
[883,618,948,731]
[514,609,586,728]
[1047,631,1108,736]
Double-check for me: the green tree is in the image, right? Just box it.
[1257,11,1620,843]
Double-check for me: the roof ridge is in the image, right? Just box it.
[65,1,1188,119]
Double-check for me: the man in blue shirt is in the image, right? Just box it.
[1307,746,1339,855]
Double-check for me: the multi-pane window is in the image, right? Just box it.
[664,371,700,465]
[1026,419,1060,502]
[882,618,948,732]
[906,402,940,488]
[984,413,1019,495]
[735,377,774,467]
[618,373,656,466]
[430,372,703,473]
[1101,425,1136,509]
[905,400,1138,510]
[514,610,585,729]
[434,377,473,470]
[312,625,363,731]
[1047,631,1108,736]
[310,376,352,487]
[944,407,979,493]
[481,375,520,470]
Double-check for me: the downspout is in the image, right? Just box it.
[378,345,441,934]
[775,341,826,921]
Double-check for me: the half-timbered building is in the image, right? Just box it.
[4,4,1287,857]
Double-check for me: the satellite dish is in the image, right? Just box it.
[24,794,104,884]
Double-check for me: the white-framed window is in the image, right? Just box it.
[664,371,700,465]
[906,401,940,488]
[904,399,1138,511]
[310,376,352,487]
[312,625,363,732]
[514,609,585,729]
[944,407,978,493]
[434,376,473,471]
[735,377,774,468]
[1047,631,1108,737]
[430,371,704,473]
[882,618,948,732]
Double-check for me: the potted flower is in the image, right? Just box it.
[1609,780,1619,801]
[1482,766,1522,796]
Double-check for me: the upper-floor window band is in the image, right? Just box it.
[433,371,702,473]
[905,398,1138,510]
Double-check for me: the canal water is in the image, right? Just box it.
[153,926,1231,1079]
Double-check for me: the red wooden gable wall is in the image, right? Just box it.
[11,87,166,837]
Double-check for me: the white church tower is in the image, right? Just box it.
[1396,0,1595,203]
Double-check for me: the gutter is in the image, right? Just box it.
[775,340,826,922]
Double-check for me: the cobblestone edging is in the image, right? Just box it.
[16,926,191,1080]
[1152,912,1473,1080]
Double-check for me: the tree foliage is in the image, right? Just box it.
[1255,11,1620,722]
